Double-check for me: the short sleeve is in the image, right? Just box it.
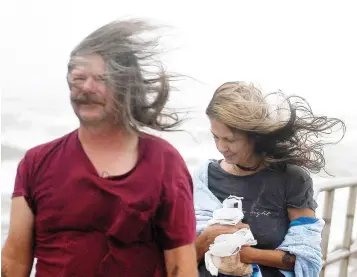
[12,153,35,211]
[154,156,196,250]
[286,166,318,211]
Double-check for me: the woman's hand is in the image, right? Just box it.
[203,223,250,246]
[195,223,249,262]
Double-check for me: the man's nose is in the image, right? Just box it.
[82,77,97,93]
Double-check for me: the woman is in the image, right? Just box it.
[193,82,345,277]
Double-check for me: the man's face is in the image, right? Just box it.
[69,55,116,126]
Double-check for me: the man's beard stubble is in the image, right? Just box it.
[70,91,121,127]
[70,91,104,106]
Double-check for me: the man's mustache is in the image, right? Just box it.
[71,93,103,105]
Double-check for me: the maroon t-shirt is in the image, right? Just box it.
[12,130,196,277]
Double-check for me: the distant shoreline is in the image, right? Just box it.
[1,144,25,161]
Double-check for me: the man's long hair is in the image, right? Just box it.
[68,19,182,133]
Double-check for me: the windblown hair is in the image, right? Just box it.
[206,81,346,173]
[67,19,181,133]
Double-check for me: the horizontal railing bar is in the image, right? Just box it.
[314,177,357,193]
[322,243,357,266]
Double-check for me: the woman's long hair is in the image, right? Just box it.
[206,81,346,173]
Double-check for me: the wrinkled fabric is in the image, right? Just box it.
[203,195,259,277]
[193,159,221,235]
[205,228,258,276]
[197,192,258,277]
[278,217,324,277]
[12,131,196,277]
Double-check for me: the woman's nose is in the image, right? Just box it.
[216,139,228,152]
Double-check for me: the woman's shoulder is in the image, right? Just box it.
[283,165,317,210]
[194,159,219,173]
[264,164,313,193]
[284,164,312,183]
[192,159,217,185]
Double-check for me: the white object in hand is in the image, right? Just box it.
[208,195,244,226]
[204,196,258,276]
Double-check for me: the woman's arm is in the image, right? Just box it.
[288,207,315,221]
[240,207,316,271]
[240,247,295,270]
[195,233,210,262]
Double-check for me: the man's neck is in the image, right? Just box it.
[78,124,138,151]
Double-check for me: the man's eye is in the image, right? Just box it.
[94,76,105,82]
[72,77,85,81]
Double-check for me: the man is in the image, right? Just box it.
[1,19,198,277]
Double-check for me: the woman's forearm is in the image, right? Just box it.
[195,233,210,262]
[240,247,295,271]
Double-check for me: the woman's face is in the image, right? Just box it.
[210,119,256,165]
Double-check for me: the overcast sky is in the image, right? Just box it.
[1,0,356,117]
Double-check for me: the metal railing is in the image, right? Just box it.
[315,177,357,277]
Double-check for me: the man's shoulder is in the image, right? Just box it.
[24,130,77,162]
[141,133,183,159]
[140,133,190,179]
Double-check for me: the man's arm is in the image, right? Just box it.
[164,244,198,277]
[1,197,35,277]
[154,147,199,277]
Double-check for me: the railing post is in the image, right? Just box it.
[339,186,357,277]
[320,190,335,277]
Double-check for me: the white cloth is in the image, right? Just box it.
[207,196,244,226]
[204,196,257,276]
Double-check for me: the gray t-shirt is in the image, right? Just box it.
[198,160,318,277]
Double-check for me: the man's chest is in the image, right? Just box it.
[82,146,139,178]
[32,164,161,243]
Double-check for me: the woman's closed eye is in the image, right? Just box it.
[213,135,234,141]
[226,138,237,143]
